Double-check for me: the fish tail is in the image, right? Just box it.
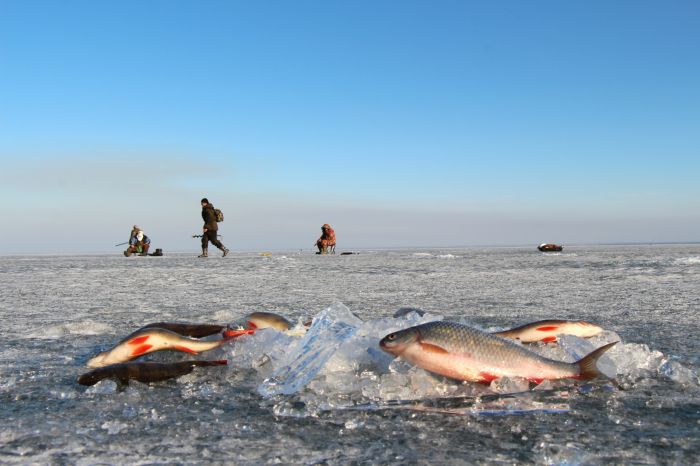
[575,341,618,380]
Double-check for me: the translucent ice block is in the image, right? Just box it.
[258,302,362,397]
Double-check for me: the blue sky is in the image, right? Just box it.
[1,1,698,253]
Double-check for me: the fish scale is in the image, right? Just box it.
[419,321,573,374]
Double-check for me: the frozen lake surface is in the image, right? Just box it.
[1,245,699,464]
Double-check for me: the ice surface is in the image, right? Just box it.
[659,359,700,385]
[490,376,530,394]
[1,246,699,464]
[41,320,113,339]
[675,256,700,265]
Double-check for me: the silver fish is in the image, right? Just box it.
[380,321,616,383]
[245,312,292,331]
[87,327,228,368]
[492,319,604,343]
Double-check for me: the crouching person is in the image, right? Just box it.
[124,226,151,257]
[315,224,336,254]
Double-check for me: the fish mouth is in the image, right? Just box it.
[379,337,397,354]
[379,337,406,357]
[77,374,99,386]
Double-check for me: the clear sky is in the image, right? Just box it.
[1,1,698,253]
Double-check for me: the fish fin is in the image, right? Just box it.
[575,341,618,380]
[246,321,258,330]
[197,360,228,367]
[173,345,199,354]
[541,336,558,343]
[419,342,449,354]
[128,335,150,345]
[131,344,153,356]
[116,377,130,389]
[536,326,559,332]
[224,329,255,339]
[478,372,499,383]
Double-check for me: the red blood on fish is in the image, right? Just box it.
[246,321,258,330]
[536,326,559,332]
[173,345,198,354]
[224,329,255,338]
[131,344,153,356]
[479,372,499,383]
[128,336,150,345]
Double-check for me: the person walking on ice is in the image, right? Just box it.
[199,198,229,258]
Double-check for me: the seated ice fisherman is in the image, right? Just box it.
[124,225,151,256]
[315,224,336,254]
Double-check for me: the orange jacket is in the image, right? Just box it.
[317,224,336,246]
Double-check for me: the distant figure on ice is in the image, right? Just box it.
[315,224,336,254]
[124,225,151,256]
[199,198,229,258]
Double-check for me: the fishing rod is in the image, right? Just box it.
[192,234,223,238]
[114,241,129,247]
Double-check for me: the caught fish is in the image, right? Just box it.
[139,322,226,338]
[492,319,604,343]
[87,327,230,368]
[245,312,292,331]
[77,360,227,386]
[380,321,616,384]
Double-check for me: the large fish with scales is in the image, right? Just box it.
[379,321,616,383]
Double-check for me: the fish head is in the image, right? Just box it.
[379,327,420,356]
[77,372,99,386]
[574,321,604,337]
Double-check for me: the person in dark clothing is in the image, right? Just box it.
[199,198,229,258]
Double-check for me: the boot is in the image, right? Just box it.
[221,246,229,257]
[139,244,150,256]
[198,248,208,258]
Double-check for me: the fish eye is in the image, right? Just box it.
[386,334,396,341]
